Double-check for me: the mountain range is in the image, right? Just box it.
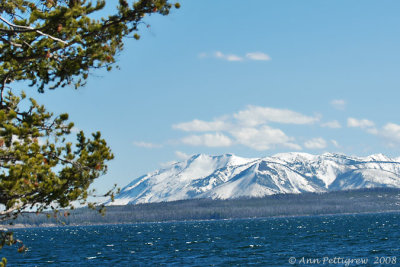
[110,152,400,205]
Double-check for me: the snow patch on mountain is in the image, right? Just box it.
[110,152,400,205]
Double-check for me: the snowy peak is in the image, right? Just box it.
[110,152,400,205]
[364,153,392,162]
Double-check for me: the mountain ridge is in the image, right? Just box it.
[110,152,400,205]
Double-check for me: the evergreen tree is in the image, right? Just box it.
[0,0,179,91]
[0,0,179,258]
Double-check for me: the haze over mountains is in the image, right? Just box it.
[110,153,400,205]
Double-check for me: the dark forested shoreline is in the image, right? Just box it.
[3,188,400,228]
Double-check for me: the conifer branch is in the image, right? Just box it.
[0,16,68,45]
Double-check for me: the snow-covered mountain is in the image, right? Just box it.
[110,153,400,205]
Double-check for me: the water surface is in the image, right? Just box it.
[2,213,399,266]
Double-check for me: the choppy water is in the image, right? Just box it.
[2,213,400,266]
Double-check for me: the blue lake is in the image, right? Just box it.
[2,212,400,266]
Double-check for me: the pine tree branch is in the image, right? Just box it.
[0,205,21,220]
[0,16,68,45]
[0,37,22,47]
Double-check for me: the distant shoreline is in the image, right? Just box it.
[5,209,400,230]
[3,188,400,229]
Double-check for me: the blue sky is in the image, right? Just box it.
[30,0,400,193]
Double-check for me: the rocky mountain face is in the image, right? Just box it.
[110,153,400,205]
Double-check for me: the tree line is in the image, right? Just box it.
[4,188,400,226]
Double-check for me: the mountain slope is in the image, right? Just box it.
[110,153,400,205]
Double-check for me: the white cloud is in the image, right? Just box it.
[182,133,233,147]
[347,117,375,129]
[304,137,327,149]
[331,139,340,148]
[321,120,341,129]
[172,119,229,132]
[225,55,243,62]
[381,123,400,144]
[245,52,271,61]
[366,127,379,135]
[172,105,319,151]
[345,120,400,147]
[230,126,300,151]
[234,106,319,126]
[200,51,271,62]
[215,51,243,62]
[175,151,191,160]
[133,141,163,148]
[331,99,346,110]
